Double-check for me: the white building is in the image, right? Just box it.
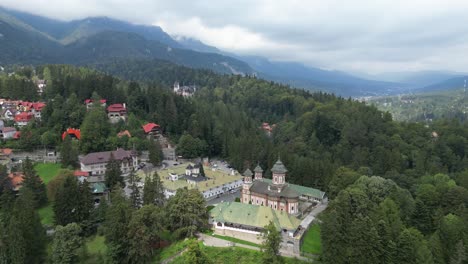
[80,148,138,182]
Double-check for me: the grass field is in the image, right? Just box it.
[301,224,322,255]
[155,238,196,262]
[209,234,260,248]
[35,163,62,184]
[171,245,308,264]
[37,203,54,225]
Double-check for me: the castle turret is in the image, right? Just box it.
[254,164,263,181]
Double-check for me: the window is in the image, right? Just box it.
[291,206,294,212]
[274,204,277,209]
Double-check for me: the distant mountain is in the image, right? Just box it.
[62,30,253,74]
[1,8,181,47]
[0,7,254,75]
[370,71,465,88]
[175,36,221,53]
[416,76,468,93]
[175,37,403,96]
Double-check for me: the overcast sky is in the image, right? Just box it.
[1,0,468,74]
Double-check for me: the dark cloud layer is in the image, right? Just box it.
[1,0,468,73]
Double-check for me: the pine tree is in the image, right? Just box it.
[80,106,111,153]
[183,240,212,264]
[21,157,47,207]
[54,175,80,226]
[51,223,83,264]
[143,172,165,206]
[148,139,163,166]
[0,164,10,195]
[8,187,46,264]
[198,163,205,177]
[105,153,124,189]
[261,221,283,264]
[127,205,165,264]
[128,170,142,208]
[104,186,133,263]
[60,135,78,168]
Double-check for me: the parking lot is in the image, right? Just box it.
[206,189,241,205]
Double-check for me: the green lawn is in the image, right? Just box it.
[155,238,196,262]
[301,224,322,255]
[209,233,260,248]
[171,245,308,264]
[37,203,54,225]
[35,163,62,184]
[86,235,108,255]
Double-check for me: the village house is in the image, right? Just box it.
[106,103,127,123]
[0,127,17,140]
[80,148,138,182]
[1,108,17,120]
[142,123,161,138]
[36,79,46,95]
[8,172,24,192]
[14,112,34,127]
[84,99,107,110]
[31,102,46,120]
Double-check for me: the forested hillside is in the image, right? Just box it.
[0,63,467,263]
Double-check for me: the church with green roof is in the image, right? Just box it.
[241,159,326,215]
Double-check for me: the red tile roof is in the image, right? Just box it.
[32,102,46,111]
[107,103,126,113]
[13,131,21,139]
[8,172,24,189]
[117,130,131,138]
[0,148,12,155]
[85,99,107,104]
[14,112,33,122]
[74,170,89,177]
[142,123,160,134]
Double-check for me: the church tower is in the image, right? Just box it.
[241,169,253,204]
[271,158,287,186]
[254,164,263,181]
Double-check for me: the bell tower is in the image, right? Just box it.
[241,169,253,204]
[254,164,263,181]
[271,158,287,186]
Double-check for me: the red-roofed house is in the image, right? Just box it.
[74,170,89,183]
[142,123,161,136]
[85,99,107,110]
[8,172,24,191]
[107,103,127,124]
[14,112,34,127]
[0,127,17,140]
[31,102,46,119]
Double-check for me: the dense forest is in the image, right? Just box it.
[0,62,467,263]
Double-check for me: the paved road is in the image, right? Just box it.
[206,189,241,206]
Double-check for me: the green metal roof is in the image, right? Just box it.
[254,164,263,173]
[263,179,325,199]
[271,159,288,174]
[92,182,106,194]
[243,168,253,177]
[210,202,301,231]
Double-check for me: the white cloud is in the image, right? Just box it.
[2,0,468,73]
